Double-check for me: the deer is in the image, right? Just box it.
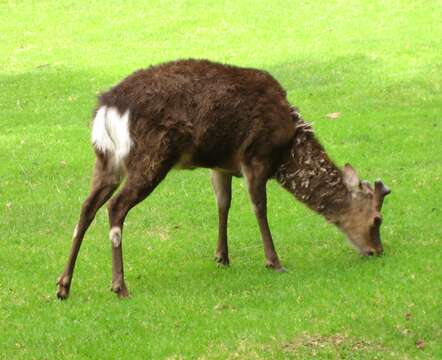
[56,59,391,299]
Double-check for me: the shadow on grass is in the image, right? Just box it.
[268,54,441,112]
[0,66,118,131]
[270,54,380,91]
[1,55,439,132]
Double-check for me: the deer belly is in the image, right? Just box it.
[174,151,242,176]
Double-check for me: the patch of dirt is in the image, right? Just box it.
[146,226,170,241]
[282,333,385,357]
[415,339,425,350]
[325,112,341,119]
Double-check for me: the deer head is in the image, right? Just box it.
[335,164,391,256]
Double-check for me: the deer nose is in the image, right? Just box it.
[375,246,383,256]
[366,247,383,256]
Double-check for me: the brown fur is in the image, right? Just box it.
[275,110,349,218]
[57,59,390,300]
[99,59,295,174]
[274,109,390,255]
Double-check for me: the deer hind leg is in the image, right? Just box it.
[242,160,285,272]
[211,170,232,266]
[57,156,121,300]
[107,158,173,298]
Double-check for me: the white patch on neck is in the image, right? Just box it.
[92,106,132,168]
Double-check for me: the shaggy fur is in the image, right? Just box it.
[97,59,295,174]
[274,108,350,220]
[57,59,390,300]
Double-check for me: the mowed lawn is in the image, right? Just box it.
[1,1,441,358]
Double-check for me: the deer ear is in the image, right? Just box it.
[343,163,360,191]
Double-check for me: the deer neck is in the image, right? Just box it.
[274,120,350,221]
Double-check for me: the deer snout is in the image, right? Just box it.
[374,246,383,256]
[364,246,383,257]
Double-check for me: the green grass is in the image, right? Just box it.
[1,0,441,358]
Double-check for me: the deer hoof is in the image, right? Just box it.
[265,262,287,272]
[56,275,70,300]
[111,283,129,298]
[56,286,69,300]
[214,255,230,266]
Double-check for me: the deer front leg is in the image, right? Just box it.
[211,170,232,266]
[243,162,285,271]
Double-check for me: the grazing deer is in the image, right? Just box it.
[57,59,390,299]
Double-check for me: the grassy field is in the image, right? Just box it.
[1,1,441,358]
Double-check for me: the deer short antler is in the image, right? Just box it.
[374,179,391,210]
